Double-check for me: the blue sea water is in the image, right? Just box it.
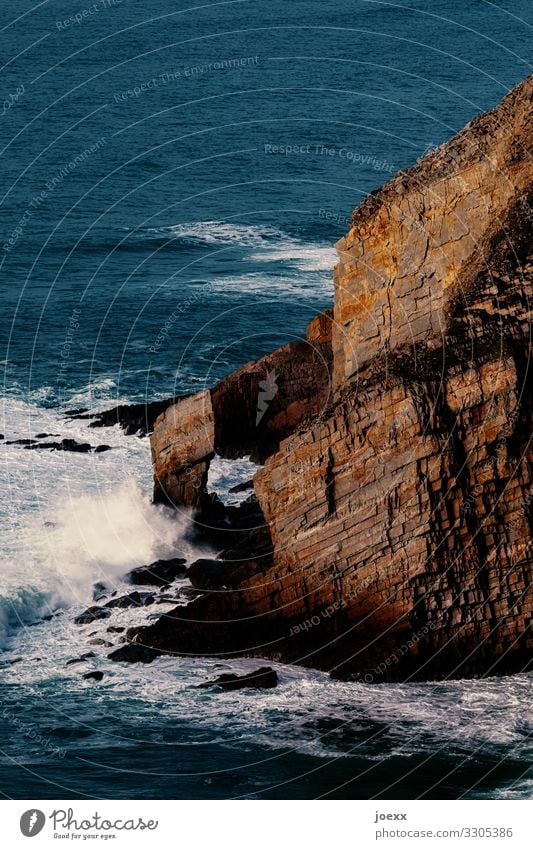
[0,0,532,799]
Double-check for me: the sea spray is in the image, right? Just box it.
[0,478,200,649]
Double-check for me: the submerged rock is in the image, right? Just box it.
[197,667,278,691]
[66,652,96,666]
[229,479,254,494]
[83,671,104,682]
[0,657,23,668]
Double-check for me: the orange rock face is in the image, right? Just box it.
[151,390,214,507]
[138,76,533,682]
[333,77,533,388]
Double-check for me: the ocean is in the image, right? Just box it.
[1,0,532,799]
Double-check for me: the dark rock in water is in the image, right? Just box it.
[35,433,60,439]
[108,644,160,664]
[6,438,39,446]
[92,581,109,602]
[94,445,112,453]
[88,638,111,646]
[23,438,93,453]
[188,559,226,589]
[106,626,125,633]
[66,652,96,666]
[198,667,278,691]
[229,478,254,494]
[0,434,3,440]
[64,407,89,417]
[57,438,92,453]
[125,557,187,587]
[66,398,179,436]
[103,591,154,609]
[83,671,104,682]
[74,606,112,625]
[0,656,23,668]
[38,611,62,624]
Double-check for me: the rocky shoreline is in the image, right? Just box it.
[79,76,532,683]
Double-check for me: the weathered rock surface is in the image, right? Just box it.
[150,310,333,508]
[333,76,533,387]
[134,77,533,682]
[152,389,215,507]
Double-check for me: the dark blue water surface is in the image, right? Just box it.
[1,0,532,801]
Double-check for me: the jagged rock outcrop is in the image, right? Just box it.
[130,76,533,682]
[151,310,333,507]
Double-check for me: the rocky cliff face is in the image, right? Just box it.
[131,76,533,682]
[151,312,333,508]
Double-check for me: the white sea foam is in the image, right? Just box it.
[208,454,260,503]
[0,395,196,648]
[207,272,331,300]
[140,220,336,271]
[152,220,287,247]
[248,244,337,272]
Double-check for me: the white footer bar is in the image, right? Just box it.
[1,799,530,848]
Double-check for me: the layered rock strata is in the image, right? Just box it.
[127,76,533,682]
[151,311,333,508]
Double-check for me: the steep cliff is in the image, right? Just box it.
[129,76,533,682]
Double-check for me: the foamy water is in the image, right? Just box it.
[0,396,195,647]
